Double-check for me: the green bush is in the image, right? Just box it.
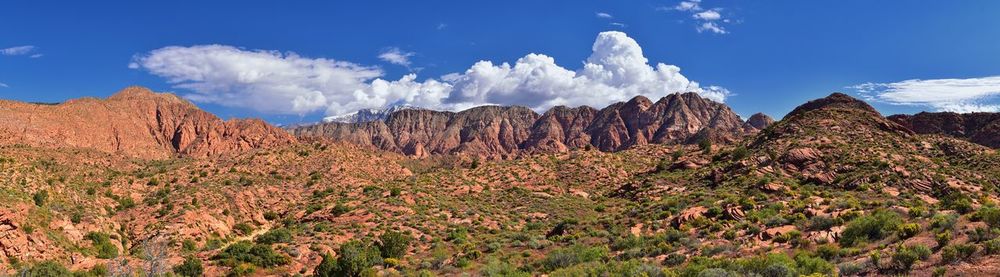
[839,210,902,246]
[255,228,292,244]
[18,261,70,277]
[173,256,204,277]
[331,240,383,277]
[892,244,931,271]
[936,231,953,248]
[378,230,412,259]
[940,244,977,263]
[549,260,671,277]
[940,192,974,214]
[84,232,119,259]
[542,244,609,271]
[212,241,289,268]
[984,238,1000,255]
[314,253,338,277]
[898,223,920,239]
[32,190,48,206]
[481,258,530,277]
[263,211,279,221]
[974,205,1000,228]
[233,222,254,236]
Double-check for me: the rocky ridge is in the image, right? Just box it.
[0,86,295,159]
[291,92,770,158]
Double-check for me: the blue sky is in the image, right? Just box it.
[2,1,1000,124]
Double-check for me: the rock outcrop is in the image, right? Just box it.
[889,112,1000,148]
[292,92,763,158]
[0,86,295,159]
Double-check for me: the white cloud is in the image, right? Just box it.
[851,76,1000,112]
[437,23,448,30]
[674,0,702,11]
[0,82,8,88]
[1,45,36,56]
[670,1,732,34]
[596,12,613,19]
[133,31,728,117]
[30,54,43,58]
[378,47,415,67]
[131,45,383,115]
[693,10,721,21]
[610,22,627,28]
[697,22,728,34]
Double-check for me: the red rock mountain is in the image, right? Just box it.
[888,112,1000,148]
[292,92,768,158]
[0,86,295,159]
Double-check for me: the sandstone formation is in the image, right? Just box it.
[292,92,768,158]
[0,86,295,159]
[889,112,1000,148]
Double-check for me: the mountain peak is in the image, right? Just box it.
[785,92,879,119]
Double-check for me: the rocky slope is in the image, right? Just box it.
[292,92,768,158]
[322,105,421,124]
[889,112,1000,148]
[0,86,295,159]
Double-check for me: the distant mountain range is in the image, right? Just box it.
[291,92,775,158]
[322,105,421,124]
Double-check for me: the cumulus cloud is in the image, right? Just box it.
[851,76,1000,112]
[1,45,36,56]
[133,31,728,117]
[596,12,613,19]
[378,47,415,67]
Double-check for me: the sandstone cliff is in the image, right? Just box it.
[0,86,295,159]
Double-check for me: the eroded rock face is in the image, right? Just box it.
[292,92,755,158]
[744,112,774,131]
[0,86,295,159]
[889,112,1000,148]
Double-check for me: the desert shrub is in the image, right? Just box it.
[18,260,70,277]
[549,260,671,277]
[698,139,712,154]
[940,244,977,263]
[974,205,1000,228]
[233,222,253,236]
[313,253,338,277]
[930,213,959,230]
[446,227,469,243]
[936,231,953,248]
[115,197,136,211]
[378,230,412,259]
[263,211,279,221]
[983,238,1000,255]
[182,239,197,252]
[173,256,204,277]
[892,244,931,271]
[481,258,530,277]
[331,202,352,216]
[940,192,974,214]
[255,228,292,244]
[898,223,920,239]
[332,240,382,277]
[71,212,83,224]
[807,215,839,231]
[212,241,289,268]
[541,244,609,271]
[32,190,48,206]
[730,147,750,161]
[839,210,901,246]
[84,232,119,259]
[794,255,835,276]
[837,262,864,276]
